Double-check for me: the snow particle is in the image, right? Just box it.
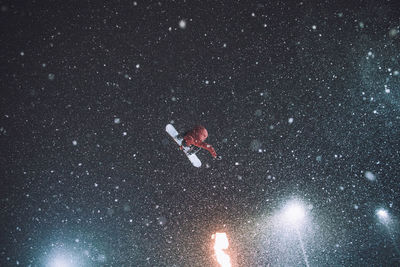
[97,254,106,263]
[384,85,390,94]
[365,171,376,181]
[157,216,167,225]
[136,64,140,69]
[389,28,399,37]
[72,140,78,146]
[123,204,130,212]
[20,51,24,56]
[123,132,127,136]
[254,109,262,117]
[48,73,55,80]
[114,118,121,124]
[288,117,294,124]
[312,25,317,30]
[250,139,262,152]
[179,19,186,29]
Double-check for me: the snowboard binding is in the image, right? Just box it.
[188,147,201,155]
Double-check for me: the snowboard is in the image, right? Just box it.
[165,124,202,168]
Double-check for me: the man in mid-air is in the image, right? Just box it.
[180,125,217,158]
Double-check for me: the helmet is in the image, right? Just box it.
[194,125,208,141]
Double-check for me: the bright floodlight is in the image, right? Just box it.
[49,257,70,267]
[47,253,75,267]
[284,202,305,225]
[376,208,389,223]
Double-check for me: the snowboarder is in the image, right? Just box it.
[180,125,217,158]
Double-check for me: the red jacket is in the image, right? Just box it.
[183,126,217,158]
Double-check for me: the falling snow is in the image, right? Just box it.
[179,19,186,29]
[365,171,376,181]
[1,1,400,267]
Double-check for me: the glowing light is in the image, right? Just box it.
[280,200,310,267]
[48,255,72,267]
[212,232,231,267]
[376,208,389,222]
[284,202,305,225]
[45,247,84,267]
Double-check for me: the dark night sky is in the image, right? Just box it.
[1,0,400,266]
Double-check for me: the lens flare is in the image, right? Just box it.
[212,232,231,267]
